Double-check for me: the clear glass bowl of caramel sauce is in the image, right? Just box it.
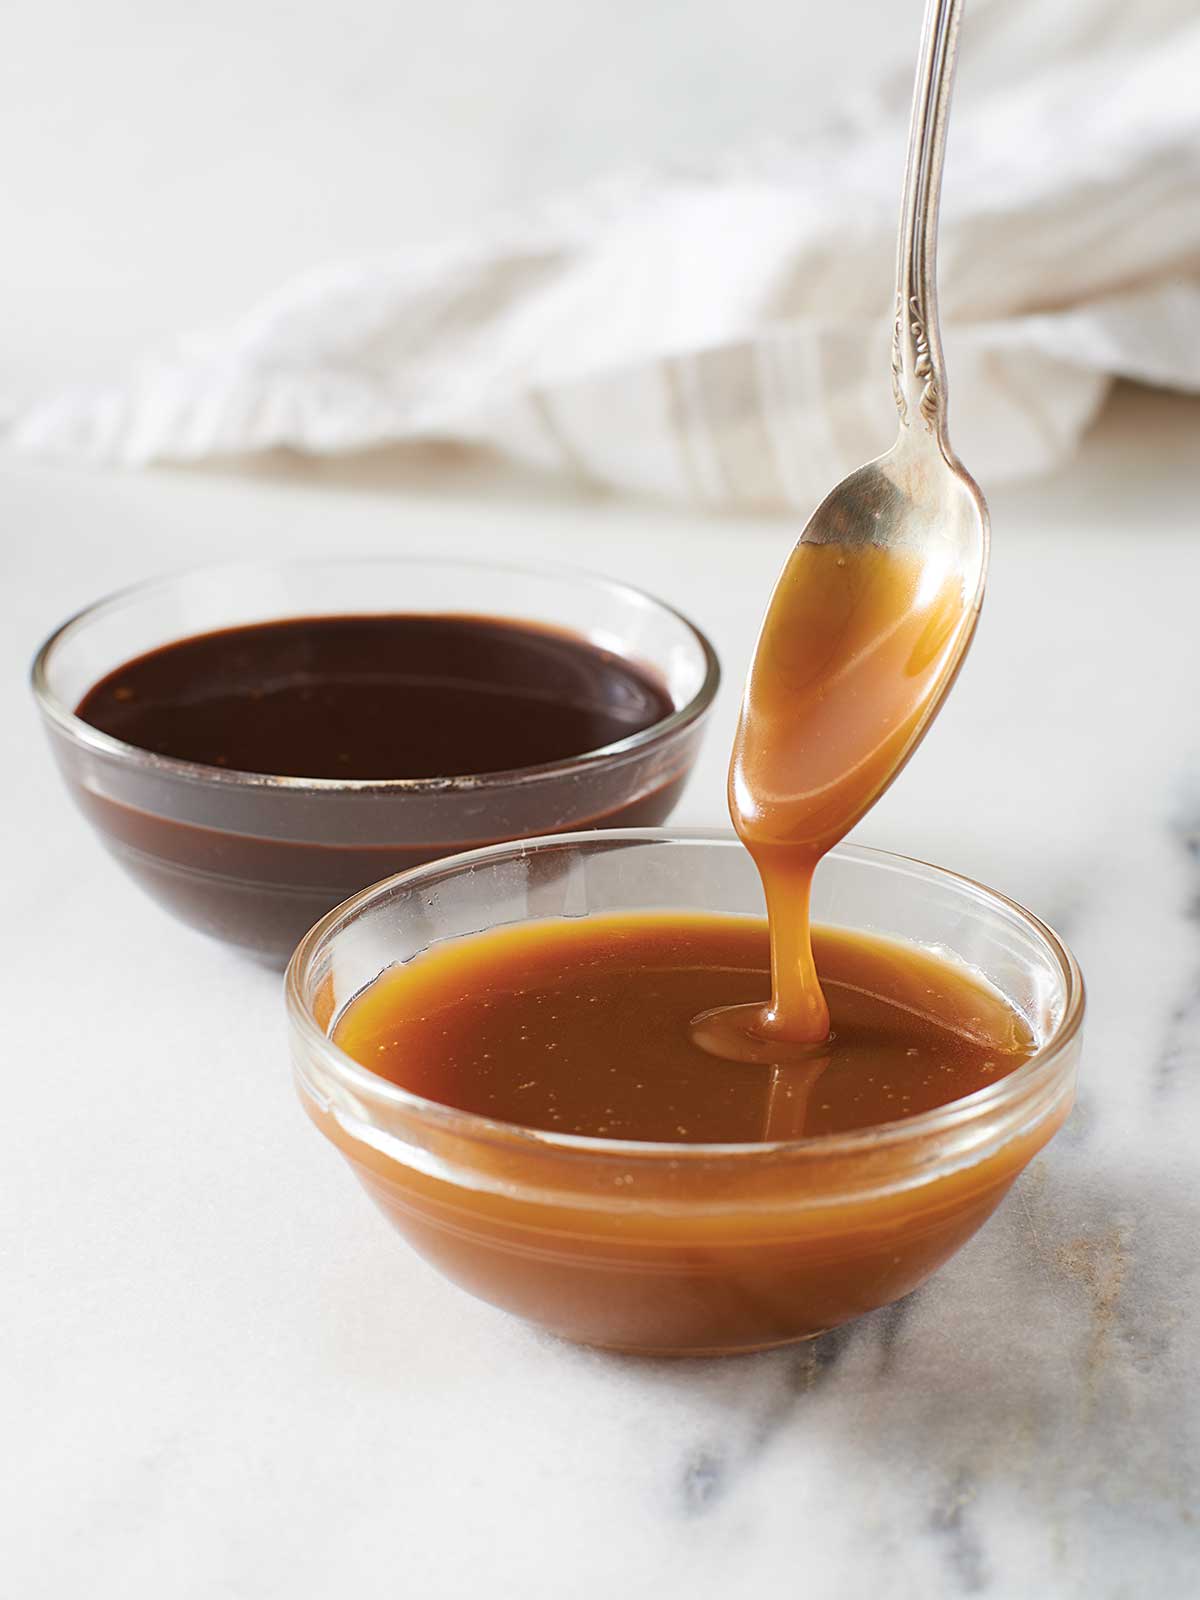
[286,831,1084,1357]
[31,558,718,965]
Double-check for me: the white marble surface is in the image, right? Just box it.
[5,382,1199,1597]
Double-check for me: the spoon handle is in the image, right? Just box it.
[891,0,964,448]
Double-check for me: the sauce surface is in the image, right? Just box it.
[333,912,1033,1144]
[719,538,973,1046]
[76,613,674,780]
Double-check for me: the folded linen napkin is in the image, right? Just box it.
[7,0,1200,508]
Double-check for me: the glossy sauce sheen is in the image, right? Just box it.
[720,539,973,1046]
[334,913,1033,1144]
[76,613,674,779]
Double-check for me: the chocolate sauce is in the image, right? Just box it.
[68,614,689,962]
[77,614,674,779]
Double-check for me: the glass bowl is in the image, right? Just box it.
[31,557,719,965]
[286,831,1084,1357]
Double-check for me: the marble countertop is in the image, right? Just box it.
[5,383,1199,1597]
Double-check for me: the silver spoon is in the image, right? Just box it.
[729,0,989,917]
[805,0,988,730]
[827,0,988,699]
[700,0,990,1118]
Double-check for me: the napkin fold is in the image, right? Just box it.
[7,0,1200,508]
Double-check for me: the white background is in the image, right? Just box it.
[3,0,901,397]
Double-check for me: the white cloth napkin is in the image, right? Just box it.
[8,0,1200,508]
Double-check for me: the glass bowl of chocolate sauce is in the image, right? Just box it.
[32,559,719,965]
[286,831,1084,1358]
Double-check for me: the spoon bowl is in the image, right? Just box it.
[794,424,989,735]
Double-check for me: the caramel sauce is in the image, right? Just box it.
[334,913,1032,1144]
[321,914,1045,1353]
[712,539,971,1050]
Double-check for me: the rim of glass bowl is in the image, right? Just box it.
[285,831,1086,1163]
[30,554,721,793]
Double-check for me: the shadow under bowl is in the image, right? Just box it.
[32,557,719,965]
[286,831,1084,1357]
